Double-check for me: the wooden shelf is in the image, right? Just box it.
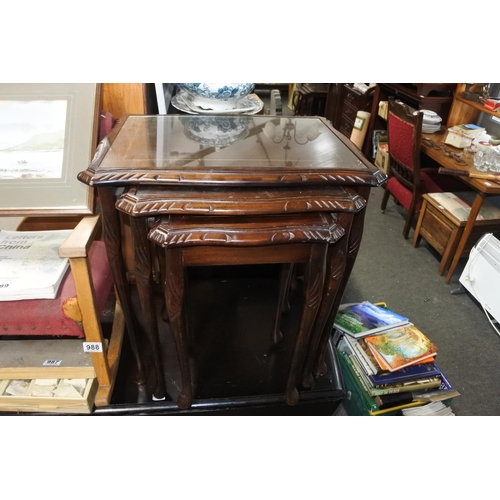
[455,95,500,118]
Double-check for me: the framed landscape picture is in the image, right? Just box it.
[0,83,101,215]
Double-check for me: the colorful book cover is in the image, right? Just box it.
[334,301,409,338]
[364,324,438,372]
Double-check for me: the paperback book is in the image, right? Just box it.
[334,301,409,339]
[0,229,72,301]
[364,324,438,372]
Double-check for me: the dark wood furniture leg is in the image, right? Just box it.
[445,191,486,284]
[163,247,192,410]
[285,244,327,406]
[130,216,167,400]
[314,188,370,376]
[301,212,352,388]
[97,186,146,386]
[272,264,293,344]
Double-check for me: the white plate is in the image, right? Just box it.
[174,91,263,115]
[171,93,197,114]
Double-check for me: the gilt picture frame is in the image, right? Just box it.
[0,83,101,216]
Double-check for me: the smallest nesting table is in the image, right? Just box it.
[147,212,344,408]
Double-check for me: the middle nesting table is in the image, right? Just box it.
[115,185,367,408]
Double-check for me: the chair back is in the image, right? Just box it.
[387,96,423,192]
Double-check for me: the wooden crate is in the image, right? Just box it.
[0,339,95,380]
[0,377,97,414]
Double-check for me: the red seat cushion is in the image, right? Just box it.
[387,167,471,212]
[387,176,419,212]
[0,241,113,338]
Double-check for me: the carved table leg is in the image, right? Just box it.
[156,245,169,323]
[163,248,192,409]
[97,186,146,385]
[285,244,327,406]
[130,216,167,400]
[314,193,369,376]
[271,263,293,344]
[301,212,352,388]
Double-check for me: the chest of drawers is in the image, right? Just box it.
[338,84,374,139]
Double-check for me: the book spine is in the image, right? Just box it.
[367,377,442,396]
[344,335,377,376]
[437,368,453,390]
[337,350,378,412]
[369,361,441,386]
[347,354,374,392]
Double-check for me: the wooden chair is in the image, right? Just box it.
[380,97,464,239]
[0,215,124,407]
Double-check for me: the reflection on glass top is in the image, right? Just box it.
[98,115,370,172]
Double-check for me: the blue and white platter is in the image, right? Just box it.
[172,91,263,116]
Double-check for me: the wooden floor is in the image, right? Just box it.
[104,264,344,415]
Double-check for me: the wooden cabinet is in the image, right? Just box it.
[377,83,456,123]
[336,84,375,140]
[446,83,499,128]
[101,83,149,119]
[326,84,378,159]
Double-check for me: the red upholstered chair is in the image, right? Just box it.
[380,97,464,239]
[0,215,124,407]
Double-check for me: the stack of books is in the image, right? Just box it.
[334,301,460,416]
[448,123,486,138]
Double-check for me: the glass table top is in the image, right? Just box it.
[81,115,385,187]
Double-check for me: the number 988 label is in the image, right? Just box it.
[83,342,103,353]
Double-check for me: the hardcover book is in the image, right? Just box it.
[368,360,441,386]
[334,301,409,339]
[364,324,438,372]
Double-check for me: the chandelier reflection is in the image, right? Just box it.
[263,118,321,165]
[263,118,321,144]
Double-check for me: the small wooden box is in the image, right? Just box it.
[414,193,500,275]
[374,145,390,175]
[0,339,97,413]
[0,377,97,414]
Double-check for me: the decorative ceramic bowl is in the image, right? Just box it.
[180,116,250,148]
[177,83,255,111]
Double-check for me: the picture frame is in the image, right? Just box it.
[0,83,101,216]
